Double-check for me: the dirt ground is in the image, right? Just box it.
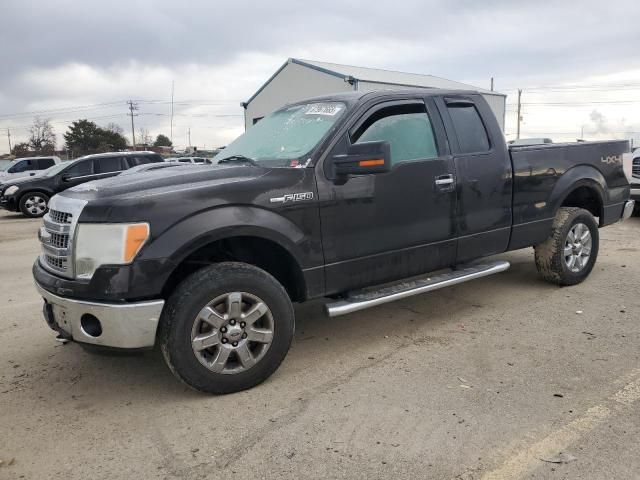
[1,209,639,480]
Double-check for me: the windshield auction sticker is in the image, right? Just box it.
[305,104,343,116]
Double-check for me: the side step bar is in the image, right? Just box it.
[325,260,510,317]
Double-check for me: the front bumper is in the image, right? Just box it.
[0,195,18,211]
[35,282,164,349]
[630,187,640,202]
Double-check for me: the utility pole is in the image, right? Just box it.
[490,77,494,91]
[188,127,191,149]
[516,89,522,140]
[6,128,11,154]
[170,80,174,145]
[127,100,139,151]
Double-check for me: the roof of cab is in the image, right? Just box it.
[284,88,485,108]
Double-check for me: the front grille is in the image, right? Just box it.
[39,196,86,279]
[633,158,640,178]
[41,207,73,276]
[49,232,69,249]
[45,255,67,271]
[49,209,73,224]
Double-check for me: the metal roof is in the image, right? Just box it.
[243,58,504,106]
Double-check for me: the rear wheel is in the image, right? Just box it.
[159,262,294,394]
[19,192,49,218]
[534,207,599,286]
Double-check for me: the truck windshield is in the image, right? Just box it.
[0,160,13,171]
[216,102,346,167]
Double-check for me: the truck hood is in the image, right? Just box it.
[65,164,267,201]
[63,164,276,224]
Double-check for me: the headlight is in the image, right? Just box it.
[4,185,18,196]
[74,223,150,280]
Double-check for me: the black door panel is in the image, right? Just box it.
[317,98,457,294]
[436,96,513,262]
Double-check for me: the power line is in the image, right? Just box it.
[0,101,127,119]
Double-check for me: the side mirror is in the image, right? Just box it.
[332,141,391,180]
[62,174,72,182]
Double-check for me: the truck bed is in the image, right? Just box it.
[507,140,630,250]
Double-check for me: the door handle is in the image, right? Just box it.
[434,174,455,186]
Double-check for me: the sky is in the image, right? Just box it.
[1,0,640,153]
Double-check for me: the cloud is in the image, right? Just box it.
[1,0,640,150]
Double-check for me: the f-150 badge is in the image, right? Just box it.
[270,192,314,204]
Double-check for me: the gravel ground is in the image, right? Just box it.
[1,209,639,480]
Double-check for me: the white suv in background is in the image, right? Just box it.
[0,156,61,180]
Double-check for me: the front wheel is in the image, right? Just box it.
[534,207,599,286]
[19,192,49,218]
[159,262,294,394]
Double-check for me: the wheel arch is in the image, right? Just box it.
[550,166,607,225]
[142,206,312,302]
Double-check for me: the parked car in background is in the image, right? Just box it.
[169,156,213,164]
[0,156,61,180]
[120,162,197,176]
[0,151,163,217]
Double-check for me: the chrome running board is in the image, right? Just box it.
[325,260,510,317]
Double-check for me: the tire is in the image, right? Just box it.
[534,207,599,286]
[19,192,50,218]
[159,262,295,394]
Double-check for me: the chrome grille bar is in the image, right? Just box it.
[38,195,87,279]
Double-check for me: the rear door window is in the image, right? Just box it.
[445,102,490,153]
[95,156,124,174]
[126,156,151,168]
[38,158,55,169]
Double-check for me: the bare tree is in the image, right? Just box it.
[137,127,152,146]
[104,122,124,135]
[28,117,56,153]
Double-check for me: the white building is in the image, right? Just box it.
[242,58,506,130]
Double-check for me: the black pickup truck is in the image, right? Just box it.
[32,89,634,393]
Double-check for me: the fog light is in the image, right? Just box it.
[80,314,102,337]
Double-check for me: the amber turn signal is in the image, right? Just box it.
[124,224,150,263]
[358,159,385,167]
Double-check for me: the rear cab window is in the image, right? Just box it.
[444,99,491,154]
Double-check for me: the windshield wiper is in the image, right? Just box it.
[217,155,259,166]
